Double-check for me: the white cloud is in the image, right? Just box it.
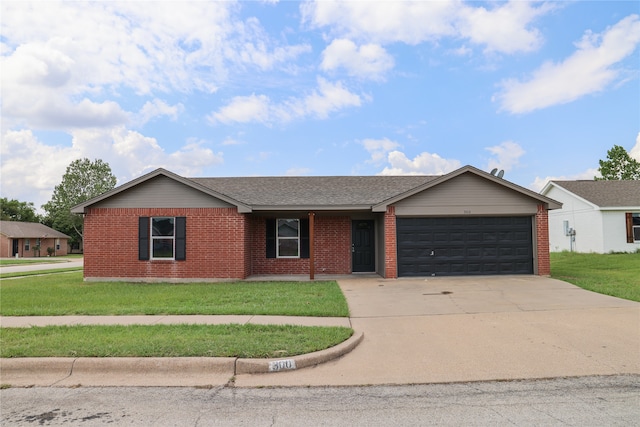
[209,94,272,125]
[302,0,551,53]
[209,78,364,125]
[226,17,312,70]
[321,39,394,80]
[136,99,184,126]
[361,138,401,164]
[0,130,79,209]
[485,141,525,172]
[0,127,223,210]
[0,1,311,131]
[360,136,461,175]
[495,14,640,114]
[302,1,458,45]
[295,78,363,120]
[456,1,549,54]
[379,151,462,175]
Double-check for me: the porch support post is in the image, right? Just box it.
[308,211,315,280]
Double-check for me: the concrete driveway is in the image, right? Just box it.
[235,275,639,387]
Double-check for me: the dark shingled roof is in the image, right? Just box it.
[190,176,439,206]
[0,221,71,239]
[551,180,640,207]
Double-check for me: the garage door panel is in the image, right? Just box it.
[397,216,533,277]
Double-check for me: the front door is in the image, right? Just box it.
[352,220,375,272]
[12,239,19,257]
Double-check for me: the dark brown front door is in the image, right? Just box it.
[352,220,375,272]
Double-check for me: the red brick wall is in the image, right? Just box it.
[83,207,247,280]
[0,236,68,258]
[249,215,352,275]
[536,204,551,276]
[384,206,397,279]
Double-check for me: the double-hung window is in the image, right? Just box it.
[265,218,310,259]
[152,217,175,259]
[277,219,300,258]
[24,239,30,251]
[139,216,186,261]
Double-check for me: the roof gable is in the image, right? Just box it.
[71,169,252,213]
[544,180,640,208]
[373,165,561,212]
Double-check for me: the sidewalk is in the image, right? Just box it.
[0,258,83,275]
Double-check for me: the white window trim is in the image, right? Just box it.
[151,217,176,260]
[25,239,30,251]
[276,218,300,258]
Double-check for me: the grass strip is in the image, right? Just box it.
[550,252,640,302]
[0,273,349,317]
[0,324,353,358]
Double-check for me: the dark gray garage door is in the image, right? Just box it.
[397,217,533,277]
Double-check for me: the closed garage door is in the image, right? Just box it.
[397,217,533,277]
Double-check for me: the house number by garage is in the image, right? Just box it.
[269,359,296,372]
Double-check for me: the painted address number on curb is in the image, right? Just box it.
[269,359,296,372]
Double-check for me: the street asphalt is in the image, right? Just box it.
[1,262,638,388]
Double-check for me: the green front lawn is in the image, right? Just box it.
[0,324,353,358]
[0,273,349,317]
[550,252,640,302]
[0,274,351,358]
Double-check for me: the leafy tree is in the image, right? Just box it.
[42,158,117,244]
[595,145,640,180]
[0,198,40,222]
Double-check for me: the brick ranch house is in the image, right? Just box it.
[71,165,561,282]
[0,221,70,258]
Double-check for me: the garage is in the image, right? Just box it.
[397,216,533,277]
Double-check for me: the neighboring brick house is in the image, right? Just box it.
[0,221,70,258]
[71,165,561,282]
[541,180,640,253]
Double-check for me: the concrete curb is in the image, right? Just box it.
[236,331,364,374]
[0,332,364,387]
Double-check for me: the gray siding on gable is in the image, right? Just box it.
[93,176,235,209]
[393,173,539,216]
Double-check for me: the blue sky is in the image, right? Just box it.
[2,1,639,211]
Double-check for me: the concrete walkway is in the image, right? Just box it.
[1,275,638,388]
[0,258,83,275]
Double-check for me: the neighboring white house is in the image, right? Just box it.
[540,180,640,253]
